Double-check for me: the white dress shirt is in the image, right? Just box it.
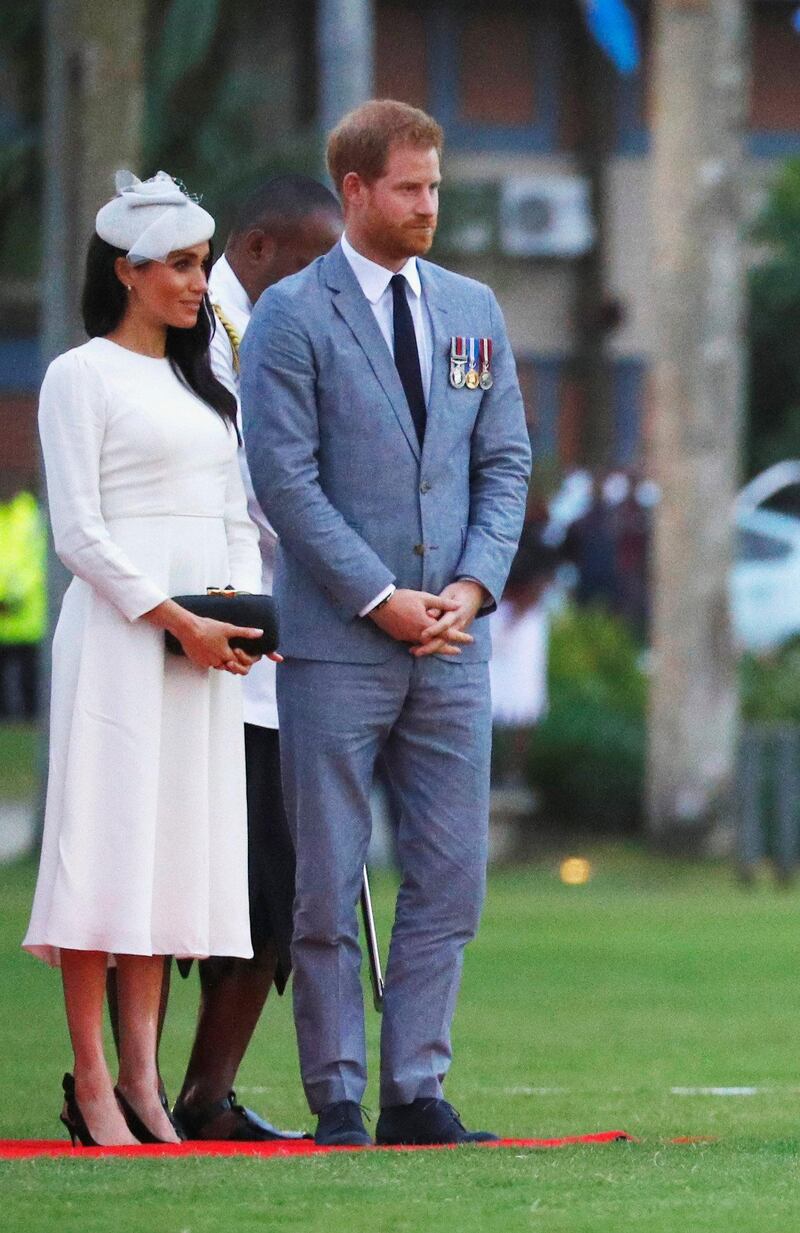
[340,232,433,399]
[340,232,435,614]
[209,254,279,729]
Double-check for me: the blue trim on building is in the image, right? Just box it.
[613,358,645,466]
[0,338,40,393]
[520,353,646,466]
[614,69,649,155]
[528,357,562,460]
[423,3,800,161]
[427,4,562,154]
[749,131,800,158]
[603,125,800,161]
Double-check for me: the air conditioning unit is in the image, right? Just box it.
[499,175,595,259]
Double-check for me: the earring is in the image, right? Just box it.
[125,284,132,291]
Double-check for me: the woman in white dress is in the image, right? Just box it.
[23,172,272,1146]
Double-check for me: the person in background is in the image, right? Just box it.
[615,472,654,640]
[171,176,343,1142]
[564,473,621,611]
[490,521,559,787]
[0,478,46,719]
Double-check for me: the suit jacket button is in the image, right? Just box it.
[419,480,431,493]
[413,543,426,556]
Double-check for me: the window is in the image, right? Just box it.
[752,4,800,133]
[425,1,561,153]
[457,10,536,127]
[750,2,800,154]
[375,4,428,109]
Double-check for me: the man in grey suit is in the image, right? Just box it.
[241,99,531,1146]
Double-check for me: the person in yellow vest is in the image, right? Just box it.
[0,478,46,719]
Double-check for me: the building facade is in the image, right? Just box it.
[1,0,799,484]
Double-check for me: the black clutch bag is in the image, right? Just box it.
[165,589,279,657]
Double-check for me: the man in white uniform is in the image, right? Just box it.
[172,177,342,1140]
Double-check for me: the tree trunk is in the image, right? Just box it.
[43,0,146,364]
[38,0,146,839]
[646,0,748,851]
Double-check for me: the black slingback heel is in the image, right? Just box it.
[114,1085,180,1144]
[60,1072,99,1147]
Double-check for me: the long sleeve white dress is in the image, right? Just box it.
[23,336,262,966]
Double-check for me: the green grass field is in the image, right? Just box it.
[3,847,800,1232]
[0,723,38,799]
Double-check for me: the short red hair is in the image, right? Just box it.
[326,99,444,195]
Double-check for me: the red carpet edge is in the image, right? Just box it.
[0,1131,634,1159]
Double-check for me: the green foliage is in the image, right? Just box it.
[528,605,647,832]
[144,0,320,233]
[0,0,42,282]
[748,158,800,474]
[740,637,800,723]
[0,0,39,44]
[527,603,800,829]
[152,0,221,97]
[145,0,224,170]
[433,181,499,258]
[0,2,321,284]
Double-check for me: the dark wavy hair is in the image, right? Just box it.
[81,233,238,433]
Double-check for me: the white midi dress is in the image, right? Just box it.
[23,337,262,965]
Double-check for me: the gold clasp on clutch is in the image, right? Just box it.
[206,587,238,597]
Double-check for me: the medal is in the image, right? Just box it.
[465,337,480,389]
[449,336,467,389]
[479,337,493,390]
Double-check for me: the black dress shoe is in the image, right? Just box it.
[173,1090,311,1142]
[375,1098,499,1146]
[314,1100,372,1147]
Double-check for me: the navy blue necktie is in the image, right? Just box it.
[390,273,426,446]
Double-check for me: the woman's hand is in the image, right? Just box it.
[173,615,265,673]
[224,645,284,675]
[142,599,282,675]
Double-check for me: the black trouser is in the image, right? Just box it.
[0,643,38,719]
[243,724,296,992]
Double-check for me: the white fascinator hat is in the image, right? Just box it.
[95,170,215,265]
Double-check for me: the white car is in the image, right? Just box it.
[732,462,800,652]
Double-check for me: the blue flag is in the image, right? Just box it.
[580,0,641,75]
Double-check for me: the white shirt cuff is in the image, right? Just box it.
[360,583,396,618]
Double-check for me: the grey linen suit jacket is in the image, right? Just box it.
[240,242,531,663]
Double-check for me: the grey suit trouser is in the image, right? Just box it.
[277,653,492,1112]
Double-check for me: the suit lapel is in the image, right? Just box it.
[420,263,450,468]
[324,246,421,462]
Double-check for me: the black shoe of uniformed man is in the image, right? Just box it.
[173,1090,310,1142]
[314,1100,372,1146]
[375,1098,499,1146]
